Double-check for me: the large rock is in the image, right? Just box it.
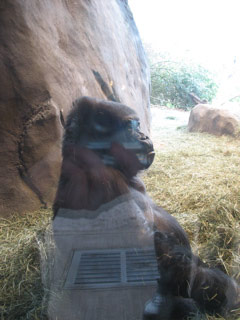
[188,104,240,136]
[0,0,150,216]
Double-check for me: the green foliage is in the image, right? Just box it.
[149,53,218,109]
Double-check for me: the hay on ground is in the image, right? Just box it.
[1,125,240,319]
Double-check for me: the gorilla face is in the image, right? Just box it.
[64,96,155,170]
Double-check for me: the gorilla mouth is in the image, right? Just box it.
[121,140,155,169]
[136,151,155,169]
[140,151,155,169]
[86,140,155,169]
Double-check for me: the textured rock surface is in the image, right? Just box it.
[188,104,240,136]
[0,0,150,216]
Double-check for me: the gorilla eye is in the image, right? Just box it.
[93,112,113,133]
[126,119,140,132]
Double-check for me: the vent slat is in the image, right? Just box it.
[76,274,121,278]
[77,274,120,278]
[82,255,120,258]
[128,258,156,260]
[126,251,155,255]
[128,261,156,264]
[127,265,158,269]
[126,253,155,259]
[81,258,120,261]
[127,272,159,277]
[128,278,157,283]
[80,258,120,262]
[80,262,120,265]
[127,270,159,275]
[79,262,120,266]
[77,268,120,274]
[81,256,120,259]
[127,264,158,267]
[77,270,121,275]
[75,279,121,284]
[77,273,121,278]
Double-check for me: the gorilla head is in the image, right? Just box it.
[63,96,155,170]
[53,96,154,216]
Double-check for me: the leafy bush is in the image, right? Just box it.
[149,53,218,109]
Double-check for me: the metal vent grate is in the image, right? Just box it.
[126,250,159,283]
[65,248,159,289]
[75,252,121,285]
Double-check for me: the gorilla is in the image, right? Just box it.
[53,96,240,319]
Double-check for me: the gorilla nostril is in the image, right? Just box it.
[139,133,149,141]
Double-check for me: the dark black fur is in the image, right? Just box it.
[53,97,240,319]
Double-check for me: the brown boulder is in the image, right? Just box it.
[188,104,240,136]
[0,0,150,216]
